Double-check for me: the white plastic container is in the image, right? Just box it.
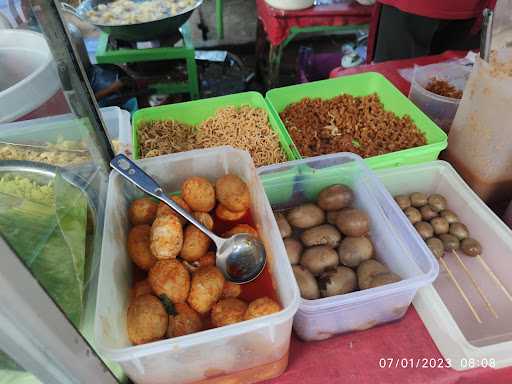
[0,30,68,123]
[376,161,512,370]
[258,153,439,341]
[0,106,131,151]
[96,147,300,384]
[409,63,471,133]
[265,0,314,11]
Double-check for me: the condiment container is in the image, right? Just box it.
[95,146,300,384]
[408,63,471,133]
[377,161,512,370]
[258,153,438,341]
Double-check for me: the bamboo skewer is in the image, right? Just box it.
[477,255,512,303]
[452,250,498,319]
[439,257,482,324]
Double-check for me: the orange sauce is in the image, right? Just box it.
[212,210,280,304]
[197,351,289,384]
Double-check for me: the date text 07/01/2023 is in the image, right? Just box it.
[378,358,497,369]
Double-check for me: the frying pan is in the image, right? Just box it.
[63,0,203,42]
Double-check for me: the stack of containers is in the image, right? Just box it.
[95,147,300,384]
[258,153,439,341]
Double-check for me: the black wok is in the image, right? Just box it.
[64,0,203,42]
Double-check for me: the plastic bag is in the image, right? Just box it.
[0,172,88,328]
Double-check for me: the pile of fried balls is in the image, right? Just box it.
[125,174,281,346]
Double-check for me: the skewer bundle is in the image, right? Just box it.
[394,192,512,323]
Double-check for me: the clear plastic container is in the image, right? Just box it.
[0,106,129,145]
[95,147,300,384]
[445,53,512,205]
[408,63,471,133]
[258,153,439,341]
[376,161,512,370]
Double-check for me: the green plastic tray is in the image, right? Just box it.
[132,91,300,161]
[265,72,448,170]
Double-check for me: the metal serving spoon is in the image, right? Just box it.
[110,154,266,284]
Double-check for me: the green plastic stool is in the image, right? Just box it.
[95,25,199,100]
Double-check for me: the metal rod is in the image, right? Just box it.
[439,257,482,324]
[30,0,114,173]
[477,255,512,303]
[481,8,494,62]
[452,250,498,319]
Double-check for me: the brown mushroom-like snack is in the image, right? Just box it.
[357,259,390,290]
[275,212,292,238]
[410,192,428,207]
[300,224,342,248]
[283,238,303,265]
[428,194,447,212]
[439,234,460,251]
[318,266,357,297]
[449,222,469,241]
[404,207,422,225]
[426,237,444,259]
[317,184,354,211]
[431,217,449,235]
[301,246,339,276]
[287,203,325,229]
[368,273,402,288]
[335,208,370,237]
[461,238,482,257]
[414,221,434,240]
[420,205,438,221]
[394,195,411,210]
[292,265,320,300]
[440,209,459,224]
[338,237,374,268]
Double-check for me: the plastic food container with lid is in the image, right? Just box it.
[376,161,512,370]
[258,153,439,341]
[95,146,300,384]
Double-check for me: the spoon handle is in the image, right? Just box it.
[110,154,224,246]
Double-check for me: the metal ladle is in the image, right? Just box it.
[110,154,266,284]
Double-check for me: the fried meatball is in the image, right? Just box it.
[149,259,190,304]
[128,198,158,226]
[127,225,157,270]
[131,279,153,300]
[243,297,281,320]
[167,303,202,338]
[221,281,242,299]
[215,174,251,212]
[211,298,248,327]
[127,294,168,345]
[180,212,213,262]
[187,266,225,314]
[215,204,247,221]
[156,195,191,226]
[150,215,183,259]
[182,177,216,213]
[223,224,258,238]
[182,251,217,273]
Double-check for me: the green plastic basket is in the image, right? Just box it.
[132,91,300,161]
[265,72,448,170]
